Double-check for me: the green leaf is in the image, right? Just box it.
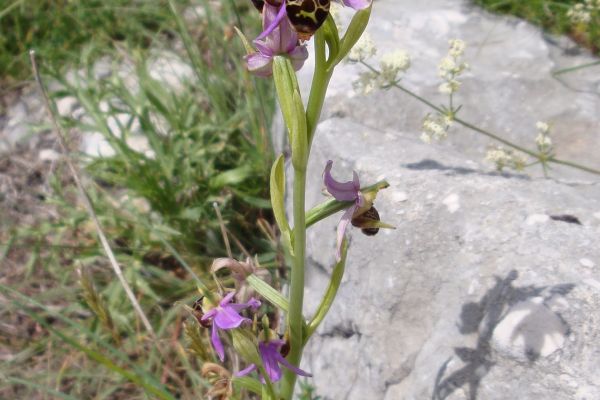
[231,329,261,365]
[233,26,254,55]
[290,89,308,170]
[334,5,372,66]
[323,14,340,63]
[178,207,204,221]
[232,376,262,395]
[247,274,289,312]
[306,239,349,340]
[272,56,302,145]
[269,154,293,254]
[209,165,253,189]
[231,188,272,209]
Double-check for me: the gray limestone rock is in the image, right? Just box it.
[291,1,600,398]
[299,118,600,400]
[295,0,600,182]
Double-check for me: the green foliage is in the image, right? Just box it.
[1,0,277,398]
[0,0,188,84]
[474,0,599,53]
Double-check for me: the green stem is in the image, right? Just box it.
[280,168,307,400]
[549,157,600,176]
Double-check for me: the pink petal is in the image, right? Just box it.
[201,308,217,321]
[323,160,361,202]
[340,0,371,9]
[261,344,283,382]
[275,353,312,377]
[256,3,288,42]
[336,204,357,261]
[235,364,257,377]
[245,52,274,77]
[214,306,250,329]
[211,323,225,361]
[228,297,261,312]
[219,291,236,307]
[289,45,309,72]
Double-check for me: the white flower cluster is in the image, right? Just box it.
[379,50,411,84]
[347,33,377,63]
[535,121,553,154]
[485,146,526,172]
[567,0,600,24]
[438,39,468,95]
[420,114,453,143]
[350,34,411,94]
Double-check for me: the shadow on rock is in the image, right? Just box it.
[432,270,574,400]
[403,159,529,180]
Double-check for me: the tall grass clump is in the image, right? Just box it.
[1,1,277,398]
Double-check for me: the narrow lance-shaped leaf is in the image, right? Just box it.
[273,56,300,144]
[333,5,372,66]
[270,154,294,255]
[290,89,308,170]
[247,273,290,312]
[232,376,263,395]
[306,239,349,340]
[322,14,340,65]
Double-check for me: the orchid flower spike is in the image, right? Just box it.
[245,2,308,77]
[323,160,365,260]
[201,292,261,361]
[236,338,312,383]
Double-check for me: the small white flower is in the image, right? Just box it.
[379,50,411,84]
[353,71,378,94]
[448,39,466,58]
[421,113,452,143]
[536,121,550,134]
[347,33,377,63]
[535,133,552,148]
[438,79,461,94]
[485,146,526,171]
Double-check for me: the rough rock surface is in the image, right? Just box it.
[300,118,600,400]
[292,0,600,398]
[296,0,600,181]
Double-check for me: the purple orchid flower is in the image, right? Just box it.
[336,0,371,10]
[323,160,365,260]
[201,292,261,361]
[236,339,312,383]
[245,2,308,77]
